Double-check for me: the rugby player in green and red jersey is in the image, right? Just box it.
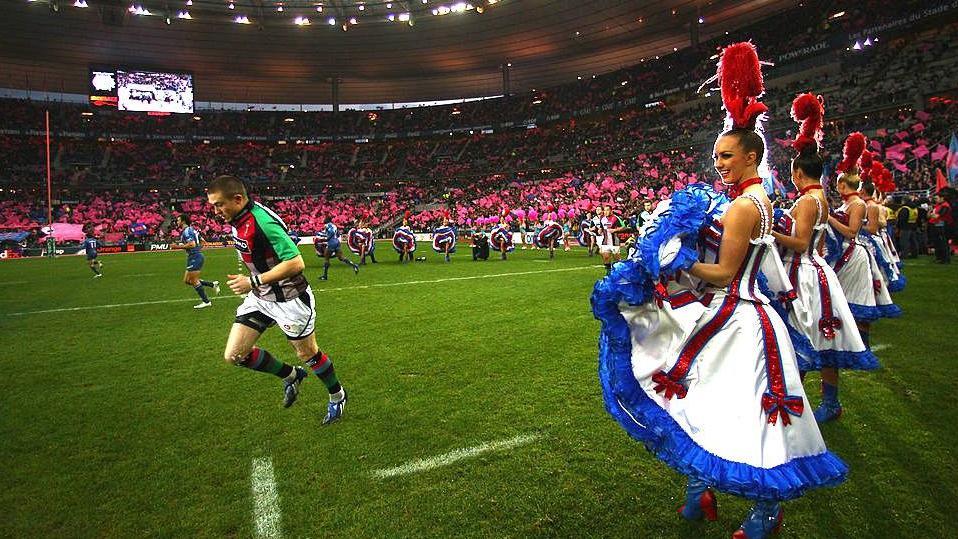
[207,175,347,425]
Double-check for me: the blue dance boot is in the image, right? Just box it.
[678,477,717,521]
[732,501,782,538]
[814,381,843,423]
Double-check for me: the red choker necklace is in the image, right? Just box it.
[727,177,763,198]
[799,183,823,196]
[841,191,861,201]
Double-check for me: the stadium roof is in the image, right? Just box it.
[0,0,794,104]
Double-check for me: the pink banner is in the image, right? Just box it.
[895,131,909,140]
[893,162,909,172]
[932,144,949,161]
[884,150,906,162]
[50,223,85,241]
[912,145,930,159]
[911,122,925,133]
[870,140,883,152]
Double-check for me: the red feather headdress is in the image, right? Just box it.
[718,42,768,130]
[836,132,866,173]
[859,150,874,178]
[790,93,824,154]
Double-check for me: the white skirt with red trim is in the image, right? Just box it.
[859,234,902,318]
[604,284,844,500]
[784,253,878,371]
[830,239,881,322]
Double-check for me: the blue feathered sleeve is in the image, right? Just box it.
[638,184,729,277]
[592,184,729,317]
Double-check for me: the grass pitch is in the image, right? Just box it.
[0,245,955,538]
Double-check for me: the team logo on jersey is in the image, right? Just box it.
[232,235,250,252]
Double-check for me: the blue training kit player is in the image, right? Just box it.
[319,220,359,280]
[176,215,219,309]
[83,228,103,278]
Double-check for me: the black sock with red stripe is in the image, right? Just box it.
[239,348,294,379]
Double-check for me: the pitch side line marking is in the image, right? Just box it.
[5,296,241,315]
[871,344,891,352]
[6,266,600,316]
[251,458,284,539]
[371,433,541,479]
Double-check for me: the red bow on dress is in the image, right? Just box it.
[761,392,805,426]
[652,371,688,400]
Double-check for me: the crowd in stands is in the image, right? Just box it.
[1,2,956,245]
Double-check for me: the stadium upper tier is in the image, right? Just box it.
[2,1,955,137]
[1,19,955,193]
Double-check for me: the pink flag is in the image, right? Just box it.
[673,180,686,191]
[49,223,86,241]
[870,140,883,152]
[912,145,930,159]
[876,128,888,137]
[893,162,909,172]
[649,168,659,179]
[932,144,949,161]
[895,131,909,141]
[911,122,925,133]
[885,150,906,162]
[915,110,931,122]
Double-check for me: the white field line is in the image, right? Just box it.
[871,343,891,352]
[5,265,599,316]
[5,295,242,316]
[250,458,284,539]
[371,433,541,479]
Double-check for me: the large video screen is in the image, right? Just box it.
[116,70,194,113]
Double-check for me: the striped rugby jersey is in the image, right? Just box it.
[230,201,308,302]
